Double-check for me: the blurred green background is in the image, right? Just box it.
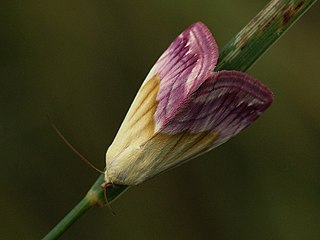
[1,1,319,239]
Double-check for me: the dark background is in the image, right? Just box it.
[1,1,319,239]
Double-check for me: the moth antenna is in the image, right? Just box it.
[101,182,116,216]
[48,117,104,174]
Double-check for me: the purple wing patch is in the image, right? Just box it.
[146,22,218,131]
[161,70,273,145]
[145,21,272,146]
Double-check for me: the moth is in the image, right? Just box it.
[103,22,273,188]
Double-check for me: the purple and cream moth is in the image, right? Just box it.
[104,22,273,186]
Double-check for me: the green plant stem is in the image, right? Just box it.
[42,195,91,240]
[42,0,317,239]
[42,175,127,240]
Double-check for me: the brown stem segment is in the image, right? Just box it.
[216,0,317,72]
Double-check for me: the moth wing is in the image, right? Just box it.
[146,70,273,173]
[107,22,218,161]
[148,22,219,131]
[105,22,273,185]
